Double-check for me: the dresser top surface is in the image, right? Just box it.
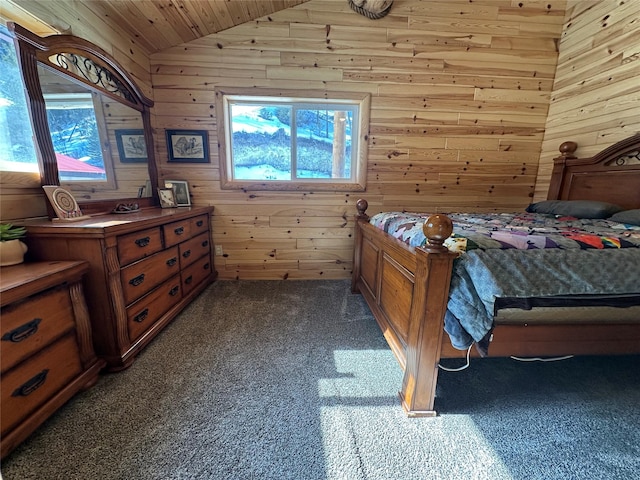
[20,206,213,236]
[0,261,89,306]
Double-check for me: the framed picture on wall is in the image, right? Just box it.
[164,180,191,207]
[166,129,209,163]
[115,129,148,163]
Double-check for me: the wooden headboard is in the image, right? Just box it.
[548,134,640,210]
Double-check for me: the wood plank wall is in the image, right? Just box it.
[535,0,640,200]
[2,1,638,280]
[151,0,568,280]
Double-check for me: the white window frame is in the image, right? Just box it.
[216,88,370,191]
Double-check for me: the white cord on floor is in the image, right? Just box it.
[510,355,574,362]
[438,344,473,372]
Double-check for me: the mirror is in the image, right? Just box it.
[38,64,151,201]
[9,22,159,216]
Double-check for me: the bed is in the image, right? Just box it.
[351,134,640,416]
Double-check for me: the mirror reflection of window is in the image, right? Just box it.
[0,24,39,173]
[43,92,108,181]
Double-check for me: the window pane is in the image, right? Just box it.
[45,94,107,181]
[231,104,291,180]
[0,25,39,173]
[296,109,353,179]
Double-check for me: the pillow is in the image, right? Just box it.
[525,200,623,219]
[608,209,640,226]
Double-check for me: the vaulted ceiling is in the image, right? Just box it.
[4,0,310,55]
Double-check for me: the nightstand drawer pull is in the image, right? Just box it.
[174,226,185,235]
[204,263,210,270]
[169,286,180,296]
[2,318,41,343]
[166,257,178,267]
[135,237,151,247]
[134,309,149,323]
[12,369,49,397]
[196,220,204,227]
[184,275,193,285]
[202,240,209,247]
[129,274,145,286]
[182,250,191,258]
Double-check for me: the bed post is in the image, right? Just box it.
[547,141,577,200]
[351,199,369,294]
[399,215,456,417]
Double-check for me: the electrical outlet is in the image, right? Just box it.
[215,245,223,256]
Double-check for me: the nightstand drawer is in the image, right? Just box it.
[179,232,211,269]
[1,287,75,373]
[121,247,180,304]
[1,334,82,436]
[117,227,163,266]
[127,275,182,342]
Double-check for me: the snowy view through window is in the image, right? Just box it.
[230,103,355,181]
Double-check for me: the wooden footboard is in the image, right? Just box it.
[351,199,456,416]
[351,198,640,417]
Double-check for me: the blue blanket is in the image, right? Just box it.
[369,212,640,353]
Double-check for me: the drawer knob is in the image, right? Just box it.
[166,257,178,267]
[174,226,185,235]
[182,250,191,258]
[135,236,151,247]
[129,274,145,286]
[12,369,49,397]
[202,240,209,247]
[196,220,204,227]
[134,308,149,323]
[2,318,41,343]
[169,286,180,296]
[185,275,193,285]
[204,263,210,270]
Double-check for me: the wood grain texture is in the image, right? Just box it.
[3,0,638,280]
[150,0,566,278]
[535,0,640,200]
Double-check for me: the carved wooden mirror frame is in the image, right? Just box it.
[8,22,159,216]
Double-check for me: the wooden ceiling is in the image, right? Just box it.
[4,0,310,54]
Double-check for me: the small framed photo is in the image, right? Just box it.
[157,187,177,208]
[115,129,148,163]
[164,180,191,207]
[166,129,209,163]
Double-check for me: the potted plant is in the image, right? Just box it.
[0,223,28,266]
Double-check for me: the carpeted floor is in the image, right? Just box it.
[2,280,639,480]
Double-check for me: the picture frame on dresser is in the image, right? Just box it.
[164,180,191,207]
[158,188,177,208]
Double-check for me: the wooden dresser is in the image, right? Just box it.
[22,207,216,370]
[1,261,104,459]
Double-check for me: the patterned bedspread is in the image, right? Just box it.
[369,212,640,353]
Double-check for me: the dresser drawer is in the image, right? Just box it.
[1,287,75,373]
[190,215,209,237]
[121,246,180,304]
[1,334,82,436]
[182,254,212,297]
[164,219,192,248]
[127,275,182,342]
[117,227,163,266]
[179,232,211,269]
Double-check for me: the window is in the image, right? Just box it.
[216,89,369,191]
[0,23,38,174]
